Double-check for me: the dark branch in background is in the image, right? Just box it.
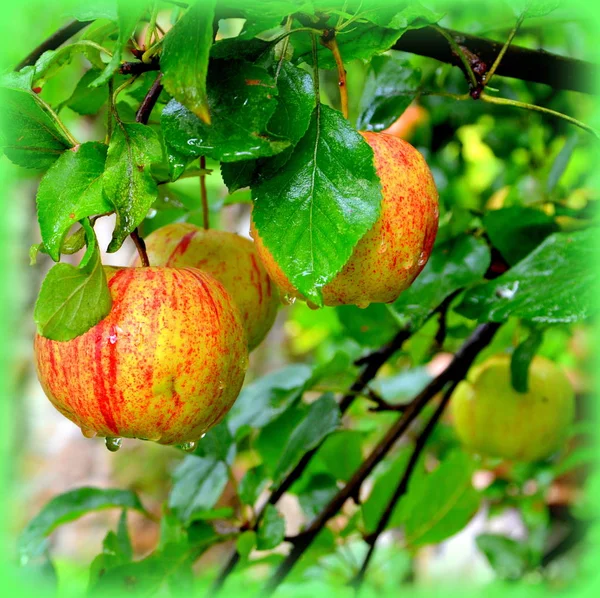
[351,380,459,589]
[263,323,500,596]
[120,58,160,75]
[394,26,598,94]
[15,19,92,70]
[209,325,414,595]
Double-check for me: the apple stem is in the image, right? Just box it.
[131,228,150,267]
[200,156,210,230]
[321,34,348,119]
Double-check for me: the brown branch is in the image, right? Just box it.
[393,26,598,95]
[262,322,501,595]
[119,58,160,75]
[135,73,163,125]
[351,380,459,589]
[321,32,348,118]
[15,19,92,70]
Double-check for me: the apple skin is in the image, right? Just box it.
[34,266,248,445]
[250,132,439,307]
[451,354,575,462]
[133,224,278,351]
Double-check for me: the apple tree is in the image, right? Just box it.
[2,0,598,596]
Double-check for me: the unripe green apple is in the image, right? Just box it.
[451,354,575,462]
[250,132,439,307]
[133,224,279,351]
[34,267,248,447]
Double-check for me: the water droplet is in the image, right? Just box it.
[378,240,388,255]
[19,554,29,567]
[218,379,225,390]
[201,433,206,439]
[356,300,371,309]
[109,333,117,344]
[281,294,296,306]
[417,251,427,267]
[105,437,122,452]
[180,440,197,452]
[495,281,519,299]
[81,426,97,439]
[146,208,157,219]
[306,300,320,311]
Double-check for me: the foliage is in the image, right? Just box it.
[3,0,597,595]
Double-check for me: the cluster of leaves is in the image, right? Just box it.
[3,0,598,595]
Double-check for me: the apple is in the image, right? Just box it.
[250,132,439,307]
[132,223,279,350]
[450,354,575,462]
[34,266,248,448]
[383,103,428,140]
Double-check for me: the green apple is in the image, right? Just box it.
[451,354,575,462]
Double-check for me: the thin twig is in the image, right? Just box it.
[432,25,478,90]
[484,11,526,88]
[131,229,150,267]
[321,33,348,118]
[480,93,599,138]
[200,156,210,230]
[15,19,92,70]
[119,58,160,75]
[262,323,501,596]
[351,380,459,589]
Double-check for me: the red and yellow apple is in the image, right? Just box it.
[34,266,248,446]
[451,354,575,462]
[133,224,279,351]
[250,132,439,307]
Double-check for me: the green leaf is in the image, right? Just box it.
[392,450,481,547]
[161,0,216,124]
[239,465,269,506]
[510,328,544,393]
[456,228,599,324]
[161,60,288,163]
[297,474,339,519]
[103,121,162,252]
[392,234,491,329]
[91,1,145,87]
[362,448,412,534]
[252,104,382,305]
[484,207,559,265]
[314,430,364,482]
[476,534,530,580]
[226,364,313,437]
[1,87,72,169]
[67,1,118,21]
[336,303,400,347]
[18,488,144,560]
[34,222,112,341]
[37,142,111,260]
[220,60,315,193]
[236,531,257,558]
[168,456,228,525]
[547,135,578,193]
[256,505,285,550]
[272,394,341,486]
[30,226,87,265]
[357,54,421,132]
[64,69,110,115]
[193,421,235,464]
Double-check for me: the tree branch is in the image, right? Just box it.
[15,19,93,70]
[262,322,501,596]
[351,380,459,589]
[393,26,598,95]
[135,73,163,125]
